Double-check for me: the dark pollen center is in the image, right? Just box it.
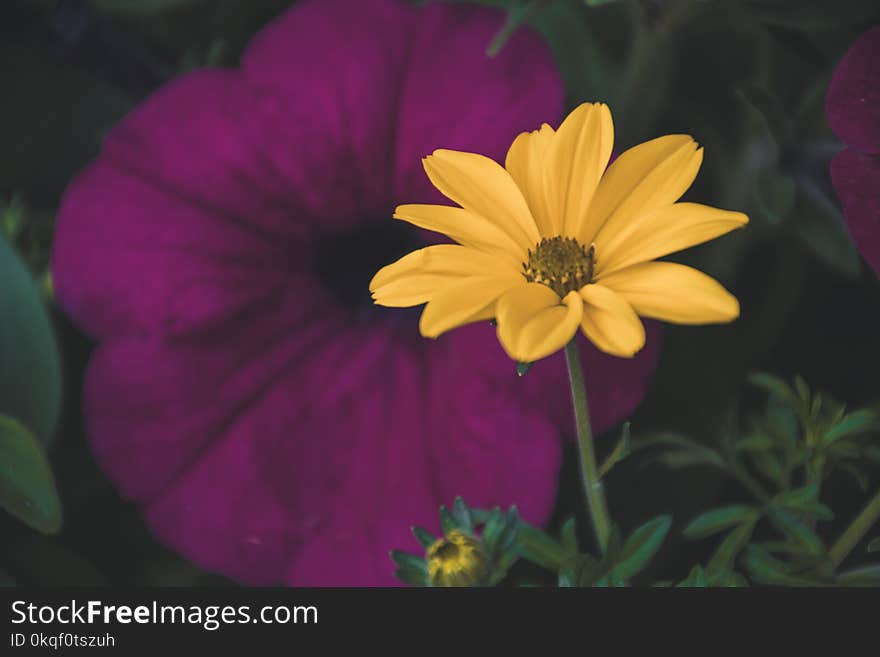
[522,236,596,297]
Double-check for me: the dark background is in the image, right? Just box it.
[1,0,879,586]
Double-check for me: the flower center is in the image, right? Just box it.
[522,236,596,297]
[426,530,489,587]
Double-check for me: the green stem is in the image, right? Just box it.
[828,487,880,569]
[564,340,612,553]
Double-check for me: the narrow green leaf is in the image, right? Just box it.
[748,372,795,403]
[0,236,61,445]
[867,537,880,554]
[0,415,61,534]
[598,422,631,478]
[754,169,796,225]
[497,506,520,553]
[676,565,708,587]
[560,517,578,555]
[684,505,758,539]
[835,564,880,587]
[741,545,823,586]
[613,515,672,581]
[823,409,876,445]
[706,517,758,576]
[773,485,834,521]
[516,524,565,571]
[766,507,826,556]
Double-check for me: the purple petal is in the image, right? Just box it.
[85,320,560,585]
[826,26,880,154]
[832,147,880,275]
[392,3,564,202]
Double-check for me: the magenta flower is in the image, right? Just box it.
[52,0,659,585]
[827,25,880,275]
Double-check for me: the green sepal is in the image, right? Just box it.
[516,361,533,377]
[451,496,474,534]
[439,505,458,535]
[411,526,436,550]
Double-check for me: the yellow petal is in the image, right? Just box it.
[423,149,540,249]
[371,245,517,307]
[599,261,739,324]
[505,124,556,236]
[544,103,614,237]
[394,204,525,259]
[496,283,583,362]
[419,275,521,338]
[579,134,702,245]
[579,284,646,358]
[596,203,749,275]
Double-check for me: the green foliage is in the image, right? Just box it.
[637,373,880,586]
[0,235,61,446]
[0,415,62,534]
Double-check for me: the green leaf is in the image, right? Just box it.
[835,565,880,587]
[598,422,632,478]
[0,415,62,534]
[766,507,826,556]
[867,537,880,554]
[823,409,877,445]
[558,554,600,588]
[708,570,750,588]
[516,523,565,571]
[613,515,672,581]
[741,545,823,586]
[684,505,758,539]
[754,169,796,225]
[706,517,758,575]
[560,517,578,555]
[747,372,795,404]
[411,526,436,550]
[0,236,61,445]
[676,565,708,588]
[772,485,834,521]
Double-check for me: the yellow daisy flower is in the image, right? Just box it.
[370,103,748,363]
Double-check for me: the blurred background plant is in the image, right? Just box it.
[1,0,879,585]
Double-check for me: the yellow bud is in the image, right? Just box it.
[426,530,490,587]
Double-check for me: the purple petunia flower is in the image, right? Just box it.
[827,25,880,276]
[52,0,660,585]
